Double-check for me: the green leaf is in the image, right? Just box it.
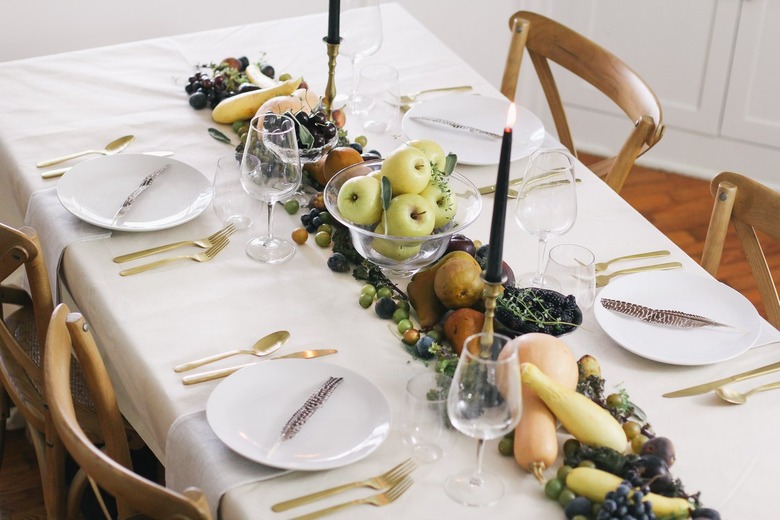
[287,110,314,149]
[208,128,232,145]
[444,152,458,175]
[381,176,393,210]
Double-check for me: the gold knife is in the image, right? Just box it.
[182,349,337,385]
[663,360,780,398]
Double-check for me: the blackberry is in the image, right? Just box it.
[326,253,349,273]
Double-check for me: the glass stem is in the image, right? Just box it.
[265,201,275,240]
[536,237,549,283]
[350,56,360,104]
[469,439,486,487]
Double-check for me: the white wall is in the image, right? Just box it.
[0,0,521,91]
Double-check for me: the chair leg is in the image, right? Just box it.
[0,388,8,470]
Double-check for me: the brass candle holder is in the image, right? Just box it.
[323,37,340,120]
[479,272,506,355]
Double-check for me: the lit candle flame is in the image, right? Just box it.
[506,102,517,130]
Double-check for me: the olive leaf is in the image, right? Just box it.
[444,152,458,176]
[208,128,232,145]
[286,110,314,149]
[381,176,392,234]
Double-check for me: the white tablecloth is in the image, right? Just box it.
[2,4,779,519]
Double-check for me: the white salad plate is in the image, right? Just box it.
[594,271,762,365]
[57,154,213,232]
[401,94,545,165]
[206,359,391,470]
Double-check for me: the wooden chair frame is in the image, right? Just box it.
[44,304,212,520]
[501,11,665,193]
[701,172,780,328]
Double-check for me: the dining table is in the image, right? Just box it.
[2,3,780,519]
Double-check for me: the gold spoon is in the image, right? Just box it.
[36,134,135,167]
[595,262,682,287]
[594,250,671,273]
[173,330,290,372]
[400,85,473,105]
[715,380,780,405]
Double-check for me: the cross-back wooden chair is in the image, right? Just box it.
[500,11,665,194]
[44,304,212,520]
[701,172,780,329]
[0,222,143,518]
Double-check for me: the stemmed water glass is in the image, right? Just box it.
[445,333,521,507]
[338,0,383,111]
[514,149,577,289]
[240,113,301,263]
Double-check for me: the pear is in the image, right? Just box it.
[443,308,486,355]
[434,256,484,309]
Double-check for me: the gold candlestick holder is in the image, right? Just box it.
[479,272,506,356]
[323,37,340,120]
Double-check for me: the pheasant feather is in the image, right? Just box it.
[280,376,344,442]
[601,298,733,329]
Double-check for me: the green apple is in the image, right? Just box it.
[409,139,446,172]
[380,146,432,195]
[372,236,422,261]
[383,193,436,237]
[337,175,383,225]
[419,181,457,229]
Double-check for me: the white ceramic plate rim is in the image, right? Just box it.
[594,271,761,365]
[401,94,545,165]
[206,359,391,470]
[57,154,213,232]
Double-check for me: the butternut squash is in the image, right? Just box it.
[566,467,692,518]
[507,333,578,481]
[520,362,628,452]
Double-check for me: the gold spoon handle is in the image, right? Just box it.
[407,85,472,98]
[173,349,244,373]
[597,250,670,271]
[747,380,780,397]
[36,149,103,168]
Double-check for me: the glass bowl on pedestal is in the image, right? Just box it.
[323,159,482,278]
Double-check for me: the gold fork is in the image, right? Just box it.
[113,224,236,263]
[118,237,229,276]
[290,477,413,520]
[400,85,473,104]
[272,458,416,512]
[595,262,682,287]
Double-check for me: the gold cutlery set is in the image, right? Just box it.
[593,250,679,287]
[114,224,236,276]
[272,458,415,519]
[173,329,337,385]
[664,359,780,400]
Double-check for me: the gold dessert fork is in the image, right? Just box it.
[290,477,413,520]
[113,224,236,263]
[595,262,682,287]
[400,85,473,104]
[594,250,670,272]
[118,237,229,276]
[272,458,416,512]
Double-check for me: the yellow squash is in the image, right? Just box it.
[520,362,627,452]
[566,467,692,518]
[211,77,303,124]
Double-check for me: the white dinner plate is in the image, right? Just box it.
[206,359,391,470]
[57,154,213,232]
[594,271,761,365]
[401,95,545,165]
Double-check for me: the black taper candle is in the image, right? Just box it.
[327,0,341,44]
[484,103,516,283]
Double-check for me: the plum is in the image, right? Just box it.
[640,436,676,466]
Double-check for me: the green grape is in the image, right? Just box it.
[397,319,413,334]
[376,286,393,299]
[557,488,576,507]
[358,293,373,309]
[360,284,377,298]
[314,231,331,247]
[392,308,409,324]
[544,478,565,500]
[498,437,513,457]
[283,199,300,215]
[622,420,642,440]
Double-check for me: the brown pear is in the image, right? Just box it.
[407,267,447,330]
[443,308,485,355]
[434,257,484,309]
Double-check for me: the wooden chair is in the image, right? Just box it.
[44,304,212,520]
[500,11,665,193]
[701,172,780,328]
[0,222,143,518]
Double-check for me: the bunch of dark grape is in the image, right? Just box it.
[596,482,656,520]
[183,57,272,110]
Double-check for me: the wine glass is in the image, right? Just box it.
[514,149,577,289]
[445,333,521,507]
[338,0,383,111]
[240,113,302,263]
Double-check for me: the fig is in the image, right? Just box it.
[640,436,676,467]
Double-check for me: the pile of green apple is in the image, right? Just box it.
[336,139,458,260]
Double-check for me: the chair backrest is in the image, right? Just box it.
[701,172,780,328]
[501,11,664,193]
[44,304,212,520]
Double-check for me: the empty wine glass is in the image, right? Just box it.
[240,113,301,263]
[338,0,383,111]
[514,149,577,289]
[445,333,521,507]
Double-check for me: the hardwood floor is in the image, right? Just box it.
[1,159,778,518]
